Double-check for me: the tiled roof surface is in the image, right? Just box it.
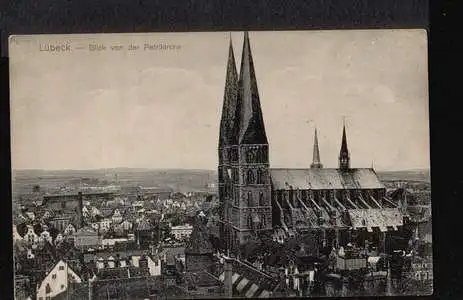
[270,168,384,190]
[83,249,149,262]
[348,208,403,230]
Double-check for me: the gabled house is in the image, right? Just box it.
[99,218,112,232]
[41,210,53,221]
[111,209,123,224]
[39,230,53,244]
[23,225,39,245]
[64,224,76,236]
[25,212,36,221]
[54,233,64,246]
[36,260,82,300]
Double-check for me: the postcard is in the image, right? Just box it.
[9,30,431,299]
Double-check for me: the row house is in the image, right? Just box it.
[94,254,162,277]
[171,224,194,241]
[84,249,162,276]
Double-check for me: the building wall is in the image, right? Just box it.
[147,256,162,276]
[186,253,214,273]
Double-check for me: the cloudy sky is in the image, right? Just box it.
[9,30,429,171]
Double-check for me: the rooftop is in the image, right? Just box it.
[270,168,384,190]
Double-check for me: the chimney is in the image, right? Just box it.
[77,192,84,229]
[224,257,233,298]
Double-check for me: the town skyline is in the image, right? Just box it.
[9,30,429,171]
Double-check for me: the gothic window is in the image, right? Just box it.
[263,148,268,162]
[234,191,239,206]
[259,192,265,206]
[248,214,253,228]
[257,169,264,184]
[256,148,263,163]
[246,150,255,163]
[247,170,255,184]
[46,283,51,294]
[248,192,253,207]
[261,214,266,227]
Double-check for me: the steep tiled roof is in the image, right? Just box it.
[218,258,279,298]
[348,208,403,231]
[270,168,384,190]
[184,271,222,287]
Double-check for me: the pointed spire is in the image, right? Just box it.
[310,128,323,169]
[218,34,239,147]
[237,31,268,144]
[339,120,350,170]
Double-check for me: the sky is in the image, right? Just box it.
[9,29,429,171]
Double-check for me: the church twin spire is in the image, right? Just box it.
[219,32,353,170]
[218,35,239,147]
[218,32,268,149]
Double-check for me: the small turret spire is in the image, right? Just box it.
[339,119,350,170]
[310,127,323,169]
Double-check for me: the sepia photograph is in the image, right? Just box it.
[9,30,431,299]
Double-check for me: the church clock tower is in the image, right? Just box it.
[218,32,272,253]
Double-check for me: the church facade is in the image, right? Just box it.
[217,32,403,252]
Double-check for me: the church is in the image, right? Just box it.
[217,32,403,253]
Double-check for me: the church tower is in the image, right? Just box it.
[218,35,238,252]
[230,31,272,248]
[310,128,323,169]
[339,123,350,170]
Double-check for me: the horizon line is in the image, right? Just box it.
[12,167,431,173]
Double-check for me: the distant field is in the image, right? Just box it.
[11,168,430,198]
[377,169,431,183]
[12,168,218,196]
